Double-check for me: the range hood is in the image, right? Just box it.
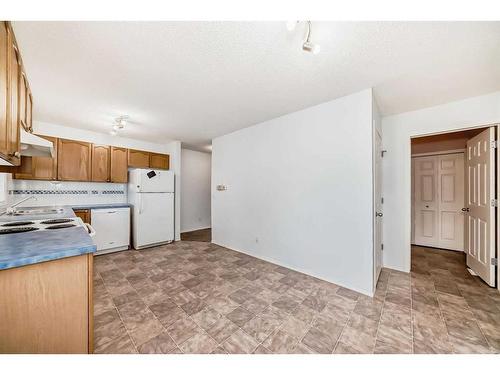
[20,129,55,157]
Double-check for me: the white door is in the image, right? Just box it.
[374,130,383,286]
[465,127,496,286]
[413,153,465,250]
[437,154,465,250]
[414,156,439,247]
[133,192,174,249]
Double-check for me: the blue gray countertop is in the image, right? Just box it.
[0,204,128,270]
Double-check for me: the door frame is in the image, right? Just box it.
[373,127,383,293]
[408,124,499,291]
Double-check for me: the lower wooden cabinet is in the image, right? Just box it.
[0,254,94,353]
[57,138,91,181]
[150,152,170,170]
[110,146,128,183]
[91,144,110,182]
[73,209,91,224]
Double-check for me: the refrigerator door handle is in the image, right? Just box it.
[139,194,144,214]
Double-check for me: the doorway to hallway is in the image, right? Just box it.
[411,126,497,287]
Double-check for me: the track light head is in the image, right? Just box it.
[302,41,320,54]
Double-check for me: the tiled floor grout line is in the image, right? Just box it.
[372,275,388,354]
[435,291,456,354]
[331,305,352,354]
[456,290,493,352]
[409,273,414,354]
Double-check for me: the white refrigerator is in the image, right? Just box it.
[128,168,175,249]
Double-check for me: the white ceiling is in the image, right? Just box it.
[12,21,500,150]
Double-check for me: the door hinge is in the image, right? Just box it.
[491,140,497,149]
[491,198,498,207]
[492,258,498,266]
[381,197,384,204]
[381,243,384,250]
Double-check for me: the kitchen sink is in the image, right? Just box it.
[10,208,65,216]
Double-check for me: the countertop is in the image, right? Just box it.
[70,203,131,210]
[0,206,97,271]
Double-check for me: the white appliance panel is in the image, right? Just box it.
[132,169,174,193]
[133,192,174,249]
[91,207,130,254]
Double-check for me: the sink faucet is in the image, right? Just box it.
[2,196,37,215]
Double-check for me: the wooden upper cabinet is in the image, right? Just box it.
[110,146,128,183]
[150,153,169,170]
[0,22,9,160]
[0,22,30,166]
[91,144,110,182]
[14,135,57,180]
[32,136,57,180]
[127,149,150,168]
[57,138,91,181]
[5,26,21,166]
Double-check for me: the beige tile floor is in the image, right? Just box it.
[93,242,500,354]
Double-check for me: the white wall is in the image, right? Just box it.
[212,89,375,296]
[166,141,182,241]
[382,91,500,272]
[181,148,211,233]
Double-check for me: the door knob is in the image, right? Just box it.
[425,205,429,208]
[461,207,470,212]
[376,212,383,217]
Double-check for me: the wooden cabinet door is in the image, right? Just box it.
[0,22,8,160]
[127,149,150,168]
[73,209,90,224]
[57,138,91,181]
[91,144,110,182]
[110,146,128,183]
[7,31,20,166]
[32,135,57,180]
[18,72,27,131]
[150,153,169,170]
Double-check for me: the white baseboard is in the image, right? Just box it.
[181,226,211,234]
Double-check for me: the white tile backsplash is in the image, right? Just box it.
[9,180,127,207]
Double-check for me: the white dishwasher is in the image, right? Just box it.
[91,207,130,255]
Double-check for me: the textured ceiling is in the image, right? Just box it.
[12,21,500,150]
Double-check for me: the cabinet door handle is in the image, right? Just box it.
[85,223,96,237]
[9,151,20,158]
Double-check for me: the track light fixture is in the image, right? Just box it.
[286,20,320,55]
[110,115,128,136]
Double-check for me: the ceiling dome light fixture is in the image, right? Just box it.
[286,20,320,55]
[110,115,129,136]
